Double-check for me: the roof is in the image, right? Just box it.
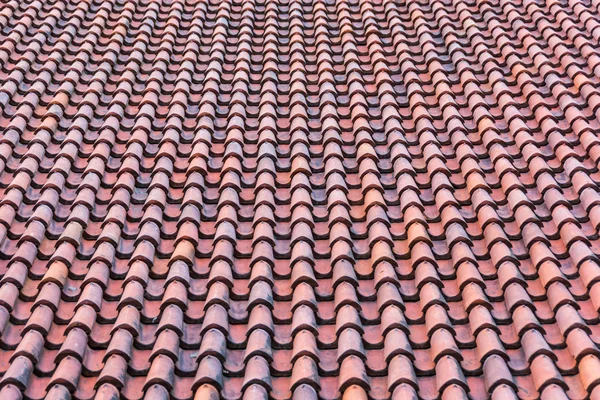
[1,0,600,398]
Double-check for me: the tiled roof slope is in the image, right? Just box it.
[4,0,600,399]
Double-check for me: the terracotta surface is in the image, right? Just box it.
[1,0,600,398]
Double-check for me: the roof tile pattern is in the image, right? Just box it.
[1,0,600,399]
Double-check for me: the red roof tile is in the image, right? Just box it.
[1,0,600,398]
